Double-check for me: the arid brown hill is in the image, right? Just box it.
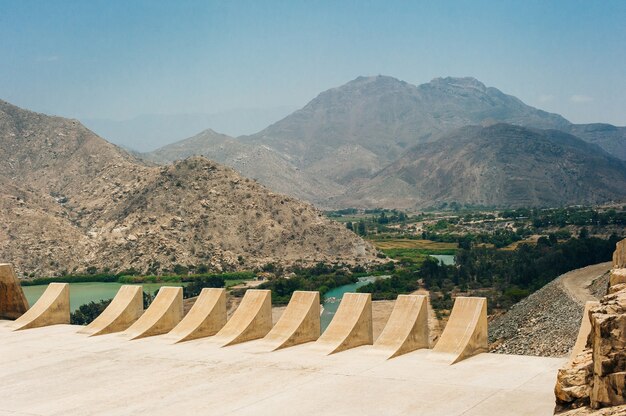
[0,100,377,277]
[336,124,626,209]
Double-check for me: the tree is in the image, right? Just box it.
[357,220,366,236]
[346,221,354,231]
[579,227,589,239]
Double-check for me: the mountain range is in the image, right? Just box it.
[0,100,377,277]
[144,75,626,209]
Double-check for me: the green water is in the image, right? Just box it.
[429,254,455,265]
[22,282,186,312]
[320,275,389,332]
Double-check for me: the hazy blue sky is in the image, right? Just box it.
[1,0,625,126]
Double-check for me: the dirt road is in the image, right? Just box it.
[559,261,612,305]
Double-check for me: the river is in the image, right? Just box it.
[320,275,388,332]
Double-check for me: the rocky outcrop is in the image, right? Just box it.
[555,239,626,414]
[612,239,626,269]
[589,289,626,408]
[555,350,594,410]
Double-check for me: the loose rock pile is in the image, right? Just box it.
[489,277,585,357]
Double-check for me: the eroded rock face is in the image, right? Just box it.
[609,269,626,288]
[614,239,626,269]
[589,289,626,409]
[555,350,593,412]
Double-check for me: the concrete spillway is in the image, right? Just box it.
[11,283,70,331]
[167,288,227,343]
[374,294,429,358]
[0,263,29,320]
[123,286,183,340]
[0,268,571,414]
[212,289,272,347]
[261,290,320,350]
[431,296,488,364]
[78,285,143,336]
[315,292,373,355]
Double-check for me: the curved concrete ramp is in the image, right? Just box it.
[0,263,29,320]
[315,292,372,355]
[123,286,183,340]
[12,283,69,330]
[432,296,487,364]
[78,285,143,336]
[374,294,429,359]
[167,288,227,343]
[262,291,320,350]
[569,301,599,363]
[212,289,272,347]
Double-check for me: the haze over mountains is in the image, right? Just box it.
[0,100,377,277]
[82,106,298,152]
[145,75,626,209]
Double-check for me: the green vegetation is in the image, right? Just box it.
[22,271,255,286]
[256,263,359,305]
[70,299,112,325]
[360,234,621,315]
[21,274,118,286]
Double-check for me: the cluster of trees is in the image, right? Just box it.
[359,234,621,312]
[357,269,418,300]
[423,228,527,249]
[501,207,626,227]
[422,234,620,309]
[257,263,358,305]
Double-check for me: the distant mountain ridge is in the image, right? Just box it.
[335,124,626,209]
[144,75,626,208]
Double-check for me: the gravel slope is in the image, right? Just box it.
[489,262,611,357]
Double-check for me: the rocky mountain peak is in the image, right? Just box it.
[427,76,488,92]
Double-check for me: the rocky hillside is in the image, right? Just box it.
[0,100,378,277]
[144,75,625,209]
[338,124,626,209]
[567,123,626,161]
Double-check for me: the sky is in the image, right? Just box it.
[1,0,625,130]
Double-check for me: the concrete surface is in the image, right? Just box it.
[261,290,320,351]
[78,285,143,336]
[432,296,488,364]
[374,294,429,358]
[0,263,29,320]
[316,292,373,355]
[11,283,69,330]
[569,301,599,363]
[123,286,183,340]
[167,288,227,343]
[212,289,272,346]
[0,323,564,416]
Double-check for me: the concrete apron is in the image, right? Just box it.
[0,323,564,416]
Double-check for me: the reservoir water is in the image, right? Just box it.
[22,282,185,312]
[429,254,455,265]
